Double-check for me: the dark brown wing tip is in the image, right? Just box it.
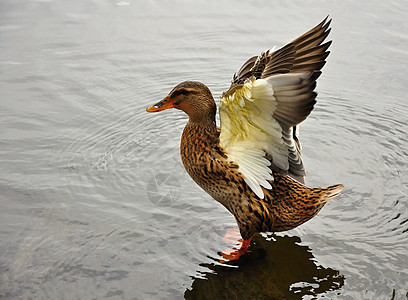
[321,15,332,28]
[228,17,333,88]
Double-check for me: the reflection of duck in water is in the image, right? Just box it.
[147,18,343,262]
[185,235,345,299]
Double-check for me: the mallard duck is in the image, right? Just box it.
[147,17,343,262]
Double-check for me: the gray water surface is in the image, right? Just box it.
[1,1,408,299]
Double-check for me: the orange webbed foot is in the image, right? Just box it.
[220,228,251,263]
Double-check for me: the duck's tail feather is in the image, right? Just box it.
[318,184,344,204]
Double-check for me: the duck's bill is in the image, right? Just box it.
[146,99,174,112]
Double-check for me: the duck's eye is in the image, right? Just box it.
[171,89,190,98]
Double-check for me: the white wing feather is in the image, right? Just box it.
[219,72,310,199]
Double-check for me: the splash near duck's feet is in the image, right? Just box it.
[219,228,252,263]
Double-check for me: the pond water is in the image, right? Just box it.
[1,0,408,299]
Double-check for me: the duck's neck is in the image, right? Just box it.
[180,118,219,159]
[180,96,219,165]
[185,99,217,126]
[182,119,218,146]
[188,115,216,126]
[182,101,218,139]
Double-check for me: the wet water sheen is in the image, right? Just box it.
[1,0,408,299]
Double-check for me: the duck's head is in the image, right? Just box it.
[147,81,217,125]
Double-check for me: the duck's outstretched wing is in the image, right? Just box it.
[219,18,331,199]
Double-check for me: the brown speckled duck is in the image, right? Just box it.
[147,18,343,262]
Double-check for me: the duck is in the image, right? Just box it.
[146,17,343,262]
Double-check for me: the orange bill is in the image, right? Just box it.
[146,97,174,112]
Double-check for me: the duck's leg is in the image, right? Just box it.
[220,228,251,263]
